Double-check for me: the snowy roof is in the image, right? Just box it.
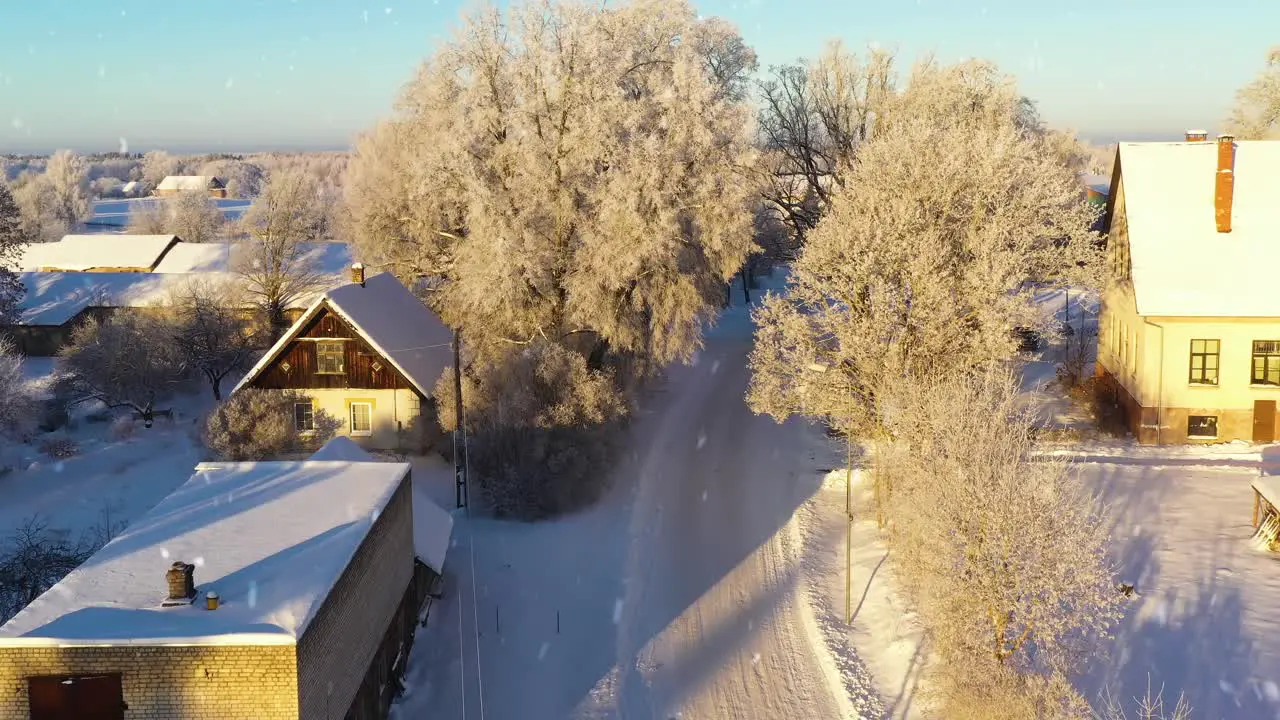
[413,487,453,575]
[307,438,453,572]
[10,234,179,272]
[0,460,410,647]
[121,181,142,192]
[152,241,353,275]
[155,175,222,191]
[1253,476,1280,509]
[233,272,454,398]
[14,272,216,326]
[1118,140,1280,317]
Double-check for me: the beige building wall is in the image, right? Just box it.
[1098,281,1280,442]
[296,475,414,720]
[302,388,423,451]
[0,644,298,720]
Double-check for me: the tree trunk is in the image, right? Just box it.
[740,263,751,304]
[210,375,223,401]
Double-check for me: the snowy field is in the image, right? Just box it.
[85,197,251,230]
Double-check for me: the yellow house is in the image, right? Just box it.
[232,267,455,451]
[1097,133,1280,444]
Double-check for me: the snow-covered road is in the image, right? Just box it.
[397,282,868,719]
[606,329,854,719]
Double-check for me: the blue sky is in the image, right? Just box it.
[0,0,1276,153]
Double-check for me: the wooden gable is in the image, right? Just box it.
[246,304,420,394]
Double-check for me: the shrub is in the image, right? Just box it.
[203,388,338,461]
[37,437,78,459]
[434,341,627,519]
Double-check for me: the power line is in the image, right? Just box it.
[463,420,487,720]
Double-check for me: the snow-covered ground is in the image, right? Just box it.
[393,270,915,719]
[86,197,251,230]
[1076,454,1280,718]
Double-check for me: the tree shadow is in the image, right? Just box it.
[1083,524,1279,718]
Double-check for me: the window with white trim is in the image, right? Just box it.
[350,402,373,436]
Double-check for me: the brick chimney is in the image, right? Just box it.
[350,263,365,287]
[163,561,196,606]
[1216,134,1235,234]
[1185,129,1208,142]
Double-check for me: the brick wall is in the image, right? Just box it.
[0,644,297,720]
[296,473,414,720]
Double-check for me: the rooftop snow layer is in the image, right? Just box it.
[1119,140,1280,317]
[155,175,220,191]
[234,272,454,398]
[10,234,179,272]
[13,272,232,326]
[0,460,410,647]
[152,241,353,274]
[412,487,453,575]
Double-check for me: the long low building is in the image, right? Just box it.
[3,240,355,356]
[0,438,453,720]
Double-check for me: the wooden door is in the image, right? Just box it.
[1254,400,1277,442]
[28,674,124,720]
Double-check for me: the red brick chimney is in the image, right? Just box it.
[1216,134,1235,234]
[1185,129,1208,142]
[163,561,196,606]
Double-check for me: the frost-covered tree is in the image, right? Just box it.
[125,200,168,235]
[0,183,26,322]
[57,313,189,420]
[1226,46,1280,140]
[880,369,1122,714]
[345,0,759,365]
[748,59,1101,437]
[42,150,92,231]
[0,338,34,441]
[167,190,225,243]
[198,158,264,198]
[756,41,896,244]
[237,169,329,333]
[141,150,183,185]
[167,279,259,400]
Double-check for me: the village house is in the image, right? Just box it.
[2,240,354,356]
[1096,133,1280,444]
[0,436,453,720]
[232,267,454,452]
[153,176,227,198]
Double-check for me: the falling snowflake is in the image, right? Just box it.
[385,6,392,13]
[225,77,234,89]
[612,598,624,624]
[248,580,259,608]
[193,556,205,567]
[11,117,23,129]
[537,642,550,660]
[160,548,171,559]
[98,65,106,78]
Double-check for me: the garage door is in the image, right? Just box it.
[28,674,124,720]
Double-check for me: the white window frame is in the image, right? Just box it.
[350,402,373,437]
[294,401,315,432]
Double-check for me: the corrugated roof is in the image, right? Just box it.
[0,460,410,647]
[1119,140,1280,317]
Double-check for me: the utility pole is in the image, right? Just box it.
[453,327,468,509]
[845,438,853,625]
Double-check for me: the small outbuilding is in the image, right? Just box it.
[154,176,227,198]
[0,456,436,720]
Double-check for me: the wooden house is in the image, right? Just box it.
[232,267,454,452]
[154,176,227,198]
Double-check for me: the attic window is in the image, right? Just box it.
[316,341,345,375]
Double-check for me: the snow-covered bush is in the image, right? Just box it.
[57,312,190,420]
[434,342,627,519]
[878,368,1122,714]
[0,338,35,442]
[203,388,338,461]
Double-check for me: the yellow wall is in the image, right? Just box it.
[1098,283,1155,406]
[301,388,423,450]
[1147,318,1280,411]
